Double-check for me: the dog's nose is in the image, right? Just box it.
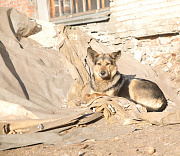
[100,71,106,76]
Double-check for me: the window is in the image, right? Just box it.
[49,0,110,25]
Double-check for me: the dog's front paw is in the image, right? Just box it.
[83,93,104,103]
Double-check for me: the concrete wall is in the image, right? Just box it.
[76,0,180,66]
[36,0,49,21]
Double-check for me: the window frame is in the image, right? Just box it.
[48,0,110,25]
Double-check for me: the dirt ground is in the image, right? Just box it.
[1,118,180,156]
[1,47,180,156]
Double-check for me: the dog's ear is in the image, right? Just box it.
[87,47,99,63]
[110,50,121,61]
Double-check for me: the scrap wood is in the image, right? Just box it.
[0,119,57,135]
[21,109,88,133]
[25,109,103,133]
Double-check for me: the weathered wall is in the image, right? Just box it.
[0,0,36,17]
[76,0,180,66]
[111,0,180,38]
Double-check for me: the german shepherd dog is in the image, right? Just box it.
[87,47,167,112]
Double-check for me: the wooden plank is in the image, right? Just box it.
[97,0,100,9]
[83,0,86,12]
[88,0,91,10]
[75,0,79,13]
[58,0,62,16]
[71,0,74,14]
[63,0,66,13]
[102,0,105,8]
[60,0,64,15]
[50,0,55,18]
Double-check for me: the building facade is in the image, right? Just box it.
[0,0,180,62]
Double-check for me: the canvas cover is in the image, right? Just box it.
[0,7,180,150]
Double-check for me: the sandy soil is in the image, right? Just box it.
[1,119,180,156]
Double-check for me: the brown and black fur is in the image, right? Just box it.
[87,47,167,112]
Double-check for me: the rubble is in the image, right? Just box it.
[28,19,57,47]
[129,35,180,96]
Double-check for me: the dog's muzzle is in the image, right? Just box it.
[100,71,107,78]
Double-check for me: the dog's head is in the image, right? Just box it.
[87,47,121,80]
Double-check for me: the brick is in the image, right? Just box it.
[127,2,140,9]
[3,4,9,7]
[138,41,142,47]
[167,19,178,25]
[173,38,180,42]
[168,5,180,13]
[27,5,34,9]
[116,25,129,33]
[12,5,17,8]
[110,1,115,7]
[10,1,14,5]
[135,29,148,37]
[16,3,23,7]
[119,32,131,38]
[174,12,180,18]
[21,6,27,10]
[116,4,128,12]
[151,40,158,46]
[16,8,21,11]
[22,1,29,6]
[27,12,32,16]
[162,0,180,7]
[115,0,136,6]
[26,9,35,13]
[20,10,26,14]
[140,0,166,6]
[116,14,137,22]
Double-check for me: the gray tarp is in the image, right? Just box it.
[0,7,180,150]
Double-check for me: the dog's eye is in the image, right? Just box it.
[97,63,101,66]
[106,63,110,66]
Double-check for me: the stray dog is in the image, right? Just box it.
[87,47,167,112]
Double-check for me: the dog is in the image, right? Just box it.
[86,47,167,112]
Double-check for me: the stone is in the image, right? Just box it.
[113,38,123,45]
[159,37,170,45]
[172,42,180,50]
[152,57,163,66]
[167,62,172,68]
[147,147,155,155]
[162,66,169,72]
[145,57,155,65]
[134,50,144,62]
[124,40,135,49]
